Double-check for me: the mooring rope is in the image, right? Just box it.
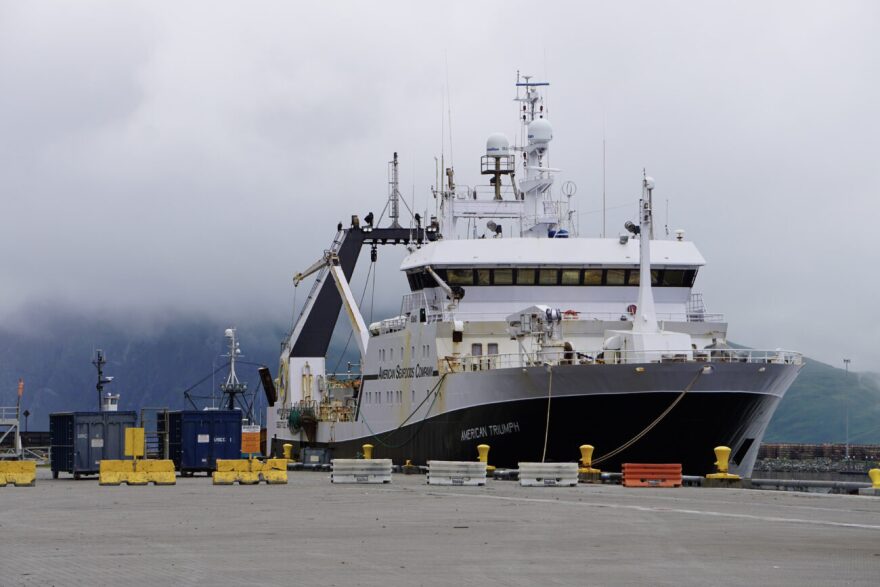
[591,368,705,466]
[541,367,554,463]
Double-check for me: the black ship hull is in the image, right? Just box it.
[275,389,782,476]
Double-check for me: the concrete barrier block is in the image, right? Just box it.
[99,460,134,486]
[331,459,393,484]
[0,461,37,487]
[427,461,487,486]
[518,462,579,487]
[262,469,288,484]
[216,459,252,473]
[212,471,238,485]
[135,461,177,485]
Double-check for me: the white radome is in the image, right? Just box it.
[486,133,510,157]
[527,119,553,143]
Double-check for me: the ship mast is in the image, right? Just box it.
[632,173,659,334]
[220,328,247,413]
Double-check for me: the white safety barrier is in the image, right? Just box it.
[426,461,487,486]
[518,462,579,487]
[330,459,393,484]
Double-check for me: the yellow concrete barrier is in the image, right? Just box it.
[99,460,176,486]
[258,458,288,484]
[99,461,147,486]
[213,458,288,485]
[0,461,37,487]
[136,460,176,485]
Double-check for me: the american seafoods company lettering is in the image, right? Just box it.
[378,364,435,380]
[460,421,521,441]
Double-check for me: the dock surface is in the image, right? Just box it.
[3,469,879,586]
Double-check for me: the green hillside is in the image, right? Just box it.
[763,359,880,443]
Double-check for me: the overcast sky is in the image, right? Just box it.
[1,1,877,370]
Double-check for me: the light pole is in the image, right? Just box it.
[843,358,851,459]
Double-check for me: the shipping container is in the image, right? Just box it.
[168,410,243,474]
[50,412,138,478]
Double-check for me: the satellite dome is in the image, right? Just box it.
[527,119,553,143]
[486,133,510,157]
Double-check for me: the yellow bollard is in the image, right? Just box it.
[282,443,293,460]
[577,444,601,483]
[714,446,731,474]
[706,446,741,482]
[578,444,600,473]
[362,444,373,460]
[476,444,495,474]
[869,469,880,489]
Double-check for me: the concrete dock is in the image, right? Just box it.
[2,469,879,586]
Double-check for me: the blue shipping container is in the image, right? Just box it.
[50,411,138,478]
[168,410,242,473]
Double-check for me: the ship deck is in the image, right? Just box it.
[3,468,879,586]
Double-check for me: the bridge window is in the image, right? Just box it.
[606,269,626,285]
[538,269,559,285]
[561,269,580,285]
[447,269,474,285]
[515,268,536,285]
[471,343,483,356]
[584,269,603,285]
[476,269,491,285]
[493,268,513,285]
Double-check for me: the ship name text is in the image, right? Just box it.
[460,421,521,442]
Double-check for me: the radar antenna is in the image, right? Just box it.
[220,328,248,414]
[92,349,115,411]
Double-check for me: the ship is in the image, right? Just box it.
[265,74,802,476]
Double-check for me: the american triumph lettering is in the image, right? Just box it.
[460,421,521,441]
[378,364,435,379]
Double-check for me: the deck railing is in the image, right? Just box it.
[374,306,724,335]
[440,348,802,373]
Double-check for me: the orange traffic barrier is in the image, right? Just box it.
[621,463,682,488]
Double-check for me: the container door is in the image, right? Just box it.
[219,414,242,462]
[76,420,105,471]
[106,420,122,461]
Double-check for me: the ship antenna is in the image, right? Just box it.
[602,113,607,238]
[445,52,454,169]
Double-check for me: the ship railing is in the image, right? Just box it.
[0,406,19,421]
[472,184,519,200]
[441,348,802,372]
[435,310,725,323]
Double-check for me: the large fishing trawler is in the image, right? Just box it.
[265,75,801,476]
